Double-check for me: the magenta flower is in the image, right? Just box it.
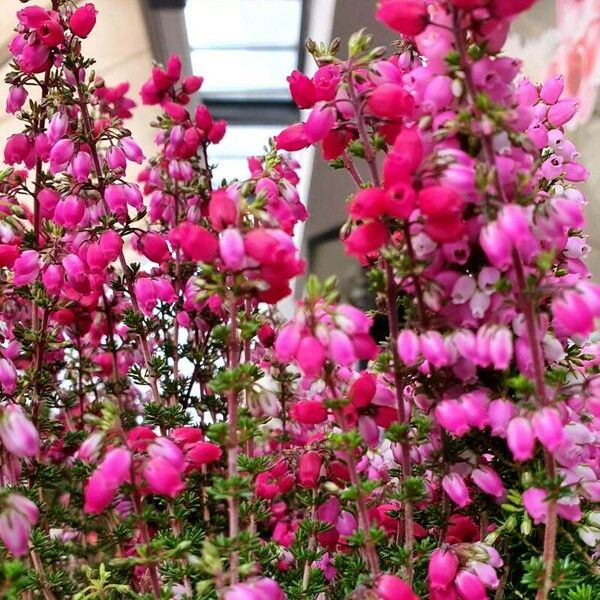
[0,494,39,556]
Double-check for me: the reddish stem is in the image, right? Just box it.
[346,72,414,581]
[75,78,162,404]
[451,10,558,597]
[227,293,241,583]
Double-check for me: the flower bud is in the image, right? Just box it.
[290,399,327,424]
[532,407,564,452]
[219,228,245,271]
[428,549,459,591]
[506,417,535,462]
[6,85,27,114]
[287,70,316,109]
[0,406,39,457]
[376,574,419,600]
[547,98,578,128]
[70,3,98,38]
[442,473,471,508]
[299,451,322,488]
[375,0,429,36]
[472,465,505,498]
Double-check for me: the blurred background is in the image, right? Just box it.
[1,0,599,305]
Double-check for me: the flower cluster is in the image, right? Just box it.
[0,1,599,599]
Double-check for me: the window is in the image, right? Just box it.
[184,0,305,181]
[185,0,303,100]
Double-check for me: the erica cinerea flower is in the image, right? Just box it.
[0,0,598,598]
[0,494,39,556]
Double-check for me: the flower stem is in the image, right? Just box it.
[75,77,162,405]
[345,73,414,581]
[384,261,415,585]
[452,9,558,596]
[131,490,162,599]
[227,292,241,584]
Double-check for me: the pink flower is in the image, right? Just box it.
[274,324,302,362]
[138,232,170,263]
[328,329,356,366]
[480,221,512,271]
[208,120,227,144]
[186,442,222,467]
[506,417,535,462]
[209,189,238,230]
[299,451,322,488]
[375,574,419,600]
[100,447,132,483]
[420,331,449,368]
[0,494,39,556]
[0,406,39,457]
[442,473,471,508]
[120,136,145,163]
[69,4,98,38]
[219,228,245,271]
[47,112,68,144]
[455,569,487,600]
[224,578,284,600]
[540,75,564,104]
[435,400,470,437]
[55,195,85,228]
[490,0,539,18]
[489,327,513,370]
[551,290,594,336]
[290,399,327,424]
[313,65,341,102]
[6,86,27,114]
[148,438,185,471]
[397,329,420,366]
[42,264,64,295]
[13,250,40,287]
[49,139,75,173]
[106,145,126,170]
[547,98,579,127]
[176,223,219,263]
[84,447,131,514]
[134,278,158,316]
[274,123,310,152]
[144,456,186,498]
[472,466,505,498]
[17,6,49,28]
[287,70,316,108]
[471,561,500,589]
[428,548,459,591]
[304,103,336,143]
[368,83,415,120]
[84,470,120,514]
[532,407,564,452]
[489,398,516,437]
[376,0,429,36]
[37,19,64,47]
[336,511,358,536]
[0,359,18,395]
[344,221,388,258]
[522,487,549,524]
[182,75,203,94]
[4,133,34,167]
[99,230,123,261]
[296,336,326,377]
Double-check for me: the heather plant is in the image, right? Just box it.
[0,0,599,599]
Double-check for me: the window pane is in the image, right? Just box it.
[191,48,296,99]
[185,0,302,49]
[209,125,285,181]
